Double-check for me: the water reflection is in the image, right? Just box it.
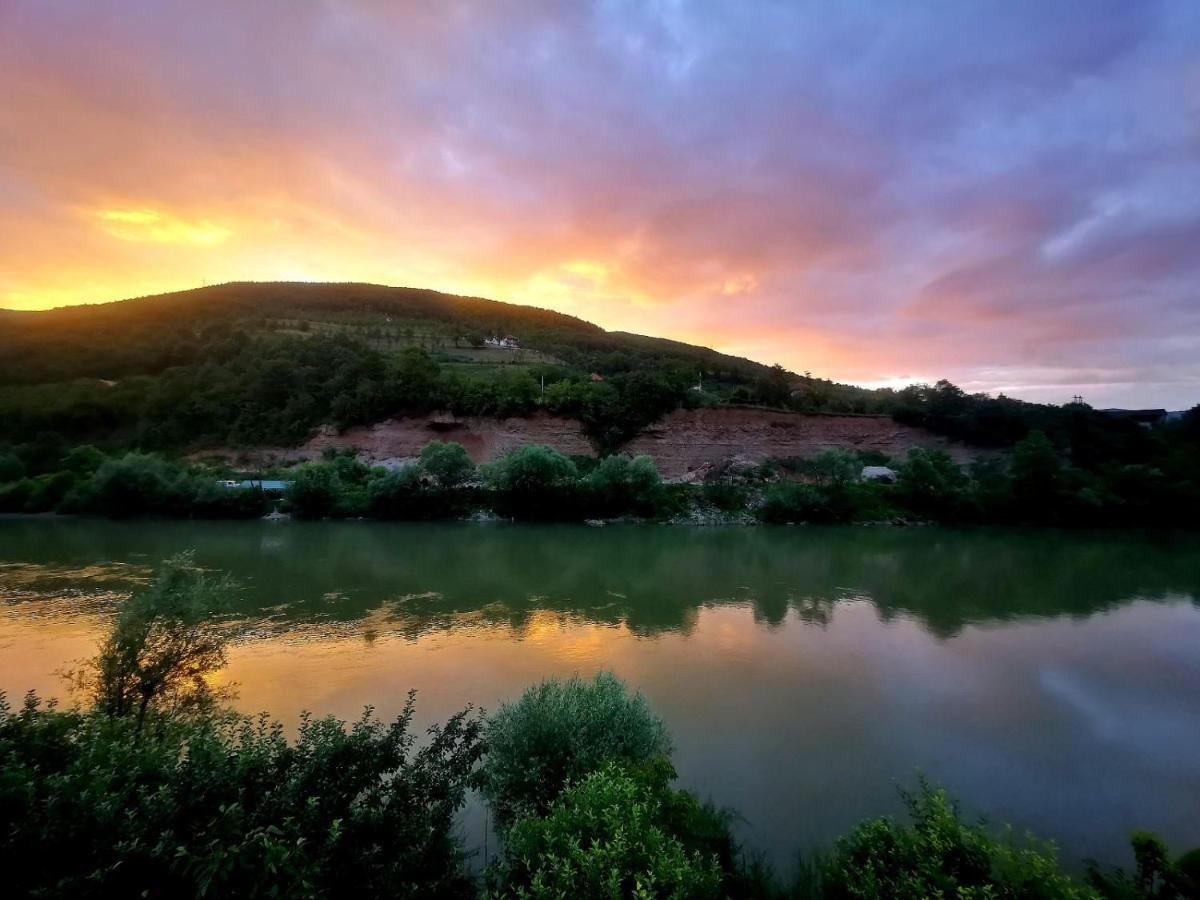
[1,520,1197,639]
[1,519,1199,872]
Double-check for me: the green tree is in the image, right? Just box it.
[419,441,475,487]
[68,553,235,733]
[488,762,723,899]
[0,450,25,482]
[585,453,664,515]
[287,462,341,518]
[1011,430,1064,503]
[896,448,968,518]
[481,672,672,828]
[822,780,1096,899]
[484,444,580,519]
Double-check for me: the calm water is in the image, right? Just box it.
[2,518,1199,872]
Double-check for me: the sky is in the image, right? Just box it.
[1,1,1198,408]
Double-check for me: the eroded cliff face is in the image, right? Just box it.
[622,407,980,478]
[306,412,594,465]
[205,407,982,479]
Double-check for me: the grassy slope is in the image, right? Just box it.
[0,281,789,387]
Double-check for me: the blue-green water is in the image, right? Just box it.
[2,518,1198,871]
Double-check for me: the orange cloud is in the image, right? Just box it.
[89,207,233,245]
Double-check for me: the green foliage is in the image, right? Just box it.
[820,779,1096,899]
[896,448,969,518]
[484,444,581,519]
[1011,430,1064,505]
[1087,831,1200,899]
[287,451,374,518]
[68,452,193,517]
[481,672,672,828]
[584,454,665,516]
[488,762,723,899]
[0,692,484,899]
[420,441,476,487]
[0,450,25,482]
[759,483,838,524]
[287,461,342,518]
[68,553,236,731]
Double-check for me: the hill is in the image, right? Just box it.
[1,281,1189,477]
[0,281,884,452]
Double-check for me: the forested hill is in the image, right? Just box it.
[0,282,884,452]
[0,282,773,387]
[3,281,1191,480]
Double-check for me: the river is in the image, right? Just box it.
[1,517,1198,872]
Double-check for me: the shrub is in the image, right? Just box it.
[584,453,664,516]
[488,762,724,899]
[368,464,423,516]
[1087,830,1200,899]
[286,462,341,518]
[419,441,475,487]
[67,552,237,730]
[895,448,968,519]
[759,482,834,524]
[0,450,25,482]
[0,693,484,899]
[481,672,672,828]
[484,444,581,519]
[820,779,1094,899]
[69,452,190,517]
[190,482,269,518]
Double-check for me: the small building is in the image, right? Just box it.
[1098,408,1168,427]
[860,466,897,484]
[485,335,520,349]
[219,479,292,494]
[590,372,605,382]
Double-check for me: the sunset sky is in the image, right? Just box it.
[2,1,1198,408]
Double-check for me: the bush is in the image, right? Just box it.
[0,693,484,899]
[1087,830,1200,899]
[484,444,581,519]
[0,450,25,482]
[287,462,341,518]
[67,552,237,729]
[487,762,723,899]
[481,672,672,828]
[895,449,968,519]
[820,779,1094,899]
[0,478,35,512]
[367,464,423,516]
[419,441,475,487]
[69,452,191,517]
[190,482,269,518]
[584,453,665,516]
[759,482,834,524]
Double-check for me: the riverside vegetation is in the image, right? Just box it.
[1,556,1196,898]
[4,284,1199,528]
[3,413,1199,527]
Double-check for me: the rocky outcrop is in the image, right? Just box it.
[307,411,594,464]
[622,407,981,479]
[201,407,984,478]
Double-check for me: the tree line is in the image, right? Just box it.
[4,425,1199,528]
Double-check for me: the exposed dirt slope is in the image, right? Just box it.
[623,407,980,477]
[208,407,982,479]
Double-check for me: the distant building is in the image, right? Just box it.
[590,372,605,382]
[485,335,520,349]
[219,479,292,493]
[861,466,897,484]
[1098,409,1168,427]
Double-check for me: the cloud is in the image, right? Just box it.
[0,0,1197,407]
